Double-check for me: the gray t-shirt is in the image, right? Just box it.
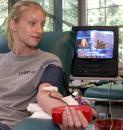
[0,49,62,127]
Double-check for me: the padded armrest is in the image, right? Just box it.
[84,84,123,100]
[12,118,60,130]
[12,118,94,130]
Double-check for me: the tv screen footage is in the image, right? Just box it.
[71,26,119,77]
[75,29,114,59]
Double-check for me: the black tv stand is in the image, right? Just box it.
[70,75,123,81]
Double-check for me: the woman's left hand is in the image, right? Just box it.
[60,107,88,130]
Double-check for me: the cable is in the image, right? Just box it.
[49,92,69,106]
[108,81,113,130]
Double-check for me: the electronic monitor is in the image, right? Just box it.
[71,26,118,77]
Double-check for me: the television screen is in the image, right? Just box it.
[71,26,119,77]
[76,30,114,59]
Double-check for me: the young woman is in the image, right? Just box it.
[0,1,96,130]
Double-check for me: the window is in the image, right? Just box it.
[0,0,8,35]
[63,0,78,31]
[35,0,54,31]
[0,0,55,33]
[0,0,79,33]
[37,0,79,31]
[86,0,123,62]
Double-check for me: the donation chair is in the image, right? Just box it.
[84,80,123,101]
[0,31,75,130]
[84,79,123,119]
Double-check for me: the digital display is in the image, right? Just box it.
[75,30,114,59]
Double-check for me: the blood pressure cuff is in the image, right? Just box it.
[40,64,69,96]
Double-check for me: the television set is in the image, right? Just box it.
[71,26,119,77]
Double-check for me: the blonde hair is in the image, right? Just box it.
[7,0,46,49]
